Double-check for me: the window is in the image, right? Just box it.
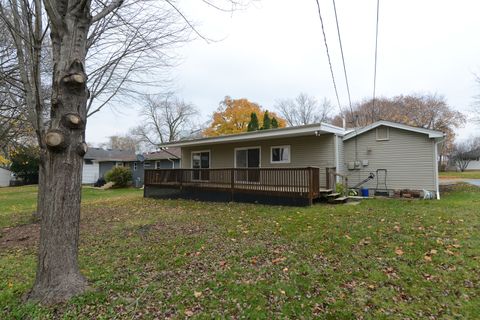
[115,162,124,167]
[192,151,210,180]
[84,159,93,165]
[376,126,389,141]
[133,162,138,171]
[271,145,290,163]
[155,160,174,169]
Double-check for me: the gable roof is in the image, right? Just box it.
[85,148,136,162]
[342,120,445,141]
[144,148,181,160]
[159,122,345,148]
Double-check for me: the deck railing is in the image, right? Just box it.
[145,167,320,204]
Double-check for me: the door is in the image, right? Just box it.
[82,161,99,184]
[235,148,260,182]
[192,151,210,181]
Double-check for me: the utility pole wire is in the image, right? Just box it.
[331,0,352,114]
[314,0,342,112]
[372,0,380,111]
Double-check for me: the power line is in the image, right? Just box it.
[331,0,353,113]
[372,0,380,110]
[314,0,342,112]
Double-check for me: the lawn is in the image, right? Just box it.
[1,185,479,319]
[439,170,480,179]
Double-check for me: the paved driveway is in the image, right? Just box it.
[440,178,480,187]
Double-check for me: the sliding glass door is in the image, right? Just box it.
[235,147,260,182]
[192,151,210,181]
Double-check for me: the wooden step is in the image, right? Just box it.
[333,196,348,203]
[319,189,333,193]
[326,193,341,198]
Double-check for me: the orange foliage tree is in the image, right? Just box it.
[203,96,286,137]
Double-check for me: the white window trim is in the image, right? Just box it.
[115,162,124,167]
[270,145,291,164]
[133,162,138,171]
[233,146,261,168]
[376,127,390,141]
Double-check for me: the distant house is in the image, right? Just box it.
[465,158,480,170]
[0,167,13,187]
[82,148,137,184]
[144,120,445,205]
[82,147,181,186]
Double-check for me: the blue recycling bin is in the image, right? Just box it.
[360,188,369,197]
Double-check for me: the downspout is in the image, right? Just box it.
[334,135,340,183]
[159,147,181,168]
[434,137,445,200]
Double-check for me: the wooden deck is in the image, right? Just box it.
[144,168,322,205]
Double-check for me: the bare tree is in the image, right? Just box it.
[0,0,252,304]
[473,74,480,124]
[135,93,199,146]
[99,134,140,152]
[275,93,333,126]
[451,138,480,172]
[331,94,466,166]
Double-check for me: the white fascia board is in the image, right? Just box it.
[159,123,345,148]
[343,120,445,141]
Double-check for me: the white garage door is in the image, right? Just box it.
[82,162,99,184]
[0,168,12,187]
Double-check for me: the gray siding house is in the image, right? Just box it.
[82,147,181,186]
[145,121,444,203]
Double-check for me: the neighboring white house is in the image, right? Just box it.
[0,167,12,187]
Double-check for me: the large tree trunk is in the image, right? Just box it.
[27,5,91,304]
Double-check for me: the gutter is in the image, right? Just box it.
[159,147,180,168]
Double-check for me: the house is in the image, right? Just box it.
[0,167,13,187]
[143,121,444,205]
[465,158,480,170]
[82,147,181,186]
[82,148,137,184]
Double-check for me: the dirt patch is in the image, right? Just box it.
[0,223,39,251]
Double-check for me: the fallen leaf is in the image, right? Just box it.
[185,310,194,317]
[272,257,287,264]
[344,234,352,240]
[194,291,202,298]
[430,249,438,255]
[395,248,404,256]
[279,289,286,295]
[424,255,432,262]
[283,267,289,273]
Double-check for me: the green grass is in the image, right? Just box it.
[0,185,142,228]
[439,170,480,179]
[1,185,479,319]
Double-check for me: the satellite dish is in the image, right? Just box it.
[136,154,145,162]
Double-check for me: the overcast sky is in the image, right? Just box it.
[86,0,480,145]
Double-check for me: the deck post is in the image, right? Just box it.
[308,167,313,206]
[179,169,183,190]
[230,168,235,202]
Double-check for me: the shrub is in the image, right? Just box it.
[9,146,40,185]
[105,166,132,187]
